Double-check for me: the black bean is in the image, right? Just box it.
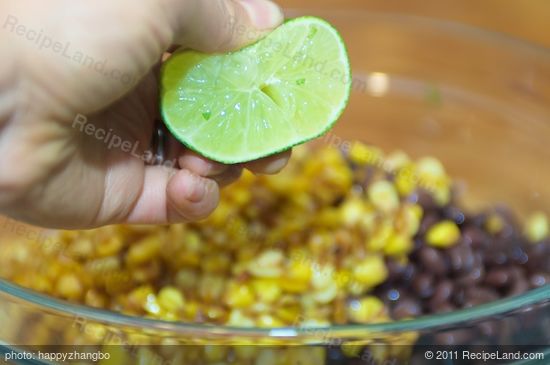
[444,206,466,225]
[429,280,453,309]
[479,321,498,337]
[456,266,484,287]
[525,241,550,273]
[507,268,530,297]
[393,298,423,320]
[434,330,473,345]
[466,213,488,228]
[437,302,456,314]
[529,273,549,288]
[416,189,439,212]
[386,260,416,285]
[462,226,491,250]
[485,249,509,267]
[451,287,467,307]
[485,268,511,288]
[465,287,499,307]
[412,273,435,298]
[447,245,475,274]
[326,347,347,364]
[402,264,417,283]
[511,278,530,296]
[493,205,516,221]
[417,247,449,276]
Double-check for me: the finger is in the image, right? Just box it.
[123,166,219,224]
[167,169,220,221]
[179,152,243,187]
[213,166,244,187]
[178,151,229,177]
[161,0,284,52]
[245,149,292,175]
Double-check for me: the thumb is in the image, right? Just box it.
[162,0,284,52]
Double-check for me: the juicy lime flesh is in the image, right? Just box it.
[161,17,351,164]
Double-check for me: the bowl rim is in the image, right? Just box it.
[1,279,549,338]
[1,10,550,339]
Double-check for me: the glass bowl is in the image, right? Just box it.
[1,8,549,365]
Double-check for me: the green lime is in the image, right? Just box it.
[160,16,351,164]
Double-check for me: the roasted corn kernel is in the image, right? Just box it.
[395,165,418,197]
[384,233,413,257]
[367,222,394,252]
[126,236,161,266]
[158,287,185,313]
[395,204,423,237]
[0,144,472,339]
[485,214,505,235]
[340,198,367,226]
[426,221,461,248]
[352,255,388,288]
[248,250,284,278]
[347,296,386,323]
[349,142,383,166]
[368,180,400,213]
[224,282,255,308]
[55,273,83,300]
[525,211,549,243]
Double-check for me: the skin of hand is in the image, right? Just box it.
[0,0,290,229]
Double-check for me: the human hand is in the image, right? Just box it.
[0,0,289,228]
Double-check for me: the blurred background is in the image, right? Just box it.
[279,0,550,48]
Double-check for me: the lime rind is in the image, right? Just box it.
[161,16,352,164]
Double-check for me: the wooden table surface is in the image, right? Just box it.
[278,0,550,48]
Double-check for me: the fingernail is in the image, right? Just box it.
[179,153,227,177]
[237,0,284,30]
[263,156,288,174]
[183,171,206,203]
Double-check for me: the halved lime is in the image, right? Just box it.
[160,16,351,164]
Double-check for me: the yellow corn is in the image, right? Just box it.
[227,309,255,328]
[55,274,83,300]
[416,157,446,180]
[485,214,505,235]
[252,279,282,303]
[395,204,424,237]
[352,255,388,288]
[395,164,418,197]
[201,253,231,274]
[426,221,461,248]
[282,261,312,292]
[248,250,284,278]
[525,211,549,243]
[384,233,414,257]
[224,282,255,308]
[347,296,386,323]
[96,236,124,257]
[349,142,383,165]
[384,150,411,172]
[369,180,400,213]
[367,222,394,252]
[340,198,367,226]
[174,269,198,291]
[257,314,284,328]
[199,275,225,302]
[125,236,161,266]
[158,287,185,313]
